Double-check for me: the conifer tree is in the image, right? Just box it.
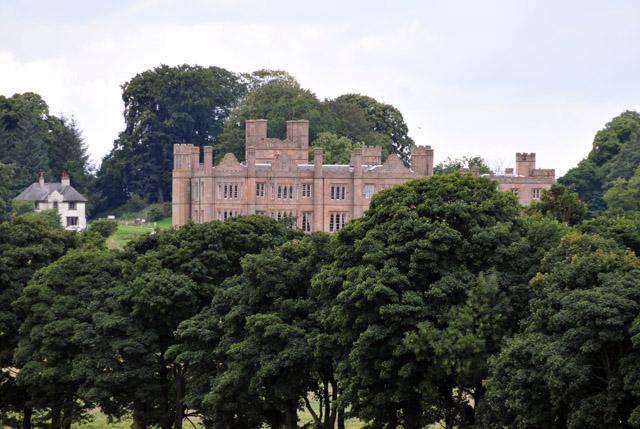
[11,107,51,194]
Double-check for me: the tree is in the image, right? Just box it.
[335,94,415,164]
[560,111,640,211]
[13,247,124,429]
[102,215,299,429]
[193,233,338,429]
[0,163,14,223]
[313,174,541,428]
[434,156,491,175]
[11,105,51,194]
[309,132,364,165]
[527,184,587,225]
[215,70,325,163]
[0,214,77,428]
[480,233,640,428]
[47,115,94,199]
[89,219,118,238]
[96,64,246,212]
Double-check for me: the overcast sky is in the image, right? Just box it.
[1,0,639,177]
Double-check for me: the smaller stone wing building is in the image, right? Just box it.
[172,119,434,232]
[482,153,555,205]
[14,172,88,229]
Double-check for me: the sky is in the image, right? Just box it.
[1,0,639,178]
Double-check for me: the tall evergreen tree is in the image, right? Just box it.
[11,107,51,194]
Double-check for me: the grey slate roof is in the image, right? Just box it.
[14,182,88,202]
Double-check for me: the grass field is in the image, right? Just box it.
[70,402,364,428]
[108,217,172,247]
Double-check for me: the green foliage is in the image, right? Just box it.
[0,213,77,427]
[14,248,126,428]
[0,93,94,200]
[187,233,337,428]
[19,209,63,230]
[313,173,547,428]
[0,162,13,223]
[96,64,246,212]
[580,210,640,255]
[215,70,326,163]
[11,199,33,216]
[102,215,299,428]
[527,184,587,225]
[603,164,640,211]
[335,94,414,164]
[309,132,364,165]
[560,110,640,211]
[147,203,170,222]
[481,233,640,428]
[434,156,491,175]
[89,218,119,238]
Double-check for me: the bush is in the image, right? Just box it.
[90,218,119,238]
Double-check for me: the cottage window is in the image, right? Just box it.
[67,216,78,226]
[53,201,58,208]
[68,202,77,210]
[256,183,265,197]
[532,188,541,199]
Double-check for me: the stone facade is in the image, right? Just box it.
[483,152,555,205]
[14,172,88,230]
[172,119,434,232]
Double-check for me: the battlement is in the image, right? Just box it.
[173,144,198,170]
[516,152,536,162]
[247,119,309,164]
[532,169,555,177]
[516,152,536,176]
[361,146,382,165]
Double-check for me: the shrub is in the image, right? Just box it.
[90,218,119,238]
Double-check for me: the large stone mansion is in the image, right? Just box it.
[172,119,554,232]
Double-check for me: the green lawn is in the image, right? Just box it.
[108,217,172,247]
[71,402,365,428]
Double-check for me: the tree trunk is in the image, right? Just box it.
[403,396,421,429]
[337,407,345,429]
[323,377,330,427]
[158,358,172,429]
[62,398,73,429]
[51,407,61,429]
[22,406,32,429]
[158,185,164,203]
[174,366,185,429]
[131,405,146,429]
[284,399,297,429]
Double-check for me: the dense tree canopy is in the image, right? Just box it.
[0,93,93,198]
[96,64,246,212]
[480,232,640,428]
[560,110,640,211]
[313,174,562,428]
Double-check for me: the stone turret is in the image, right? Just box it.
[516,153,536,176]
[411,145,434,176]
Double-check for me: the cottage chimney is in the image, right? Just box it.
[61,172,70,187]
[39,172,45,186]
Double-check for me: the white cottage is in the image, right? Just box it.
[14,172,88,230]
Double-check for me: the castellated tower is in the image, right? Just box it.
[172,144,196,227]
[411,145,435,176]
[515,153,536,176]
